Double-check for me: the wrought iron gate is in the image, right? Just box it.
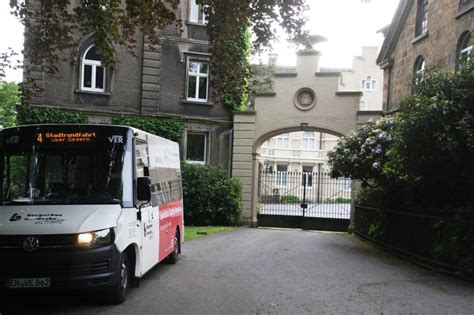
[257,170,351,231]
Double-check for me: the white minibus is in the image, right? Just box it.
[0,124,184,303]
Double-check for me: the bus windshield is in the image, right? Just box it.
[0,125,133,206]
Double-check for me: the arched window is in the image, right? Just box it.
[458,31,473,68]
[361,76,376,91]
[414,55,425,84]
[81,45,106,92]
[365,76,372,90]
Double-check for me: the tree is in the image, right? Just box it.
[0,81,20,128]
[393,62,474,206]
[328,61,474,208]
[6,0,309,109]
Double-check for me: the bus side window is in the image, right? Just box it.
[156,183,165,205]
[135,141,149,178]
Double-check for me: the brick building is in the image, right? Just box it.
[25,0,233,169]
[377,0,473,113]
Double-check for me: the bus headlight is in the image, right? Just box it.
[77,229,112,247]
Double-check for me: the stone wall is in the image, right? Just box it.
[382,1,473,112]
[233,50,364,225]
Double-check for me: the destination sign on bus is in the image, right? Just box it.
[37,132,97,144]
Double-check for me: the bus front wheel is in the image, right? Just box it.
[107,253,129,304]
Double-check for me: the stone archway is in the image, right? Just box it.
[232,49,382,227]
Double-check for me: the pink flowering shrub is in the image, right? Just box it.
[327,117,396,188]
[328,61,473,208]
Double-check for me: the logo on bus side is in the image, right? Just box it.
[9,213,22,222]
[108,135,124,143]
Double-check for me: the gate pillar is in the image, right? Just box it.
[232,111,257,226]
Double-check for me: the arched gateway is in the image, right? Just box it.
[232,50,382,229]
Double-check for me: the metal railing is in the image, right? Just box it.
[354,205,474,279]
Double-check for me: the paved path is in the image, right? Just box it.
[1,228,474,314]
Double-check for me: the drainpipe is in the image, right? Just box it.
[384,60,393,114]
[228,128,234,176]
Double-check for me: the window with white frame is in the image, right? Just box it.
[361,76,376,91]
[186,132,207,164]
[81,45,106,92]
[302,132,315,150]
[187,60,209,102]
[276,133,290,149]
[276,164,288,186]
[190,0,207,24]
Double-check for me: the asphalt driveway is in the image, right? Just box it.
[1,228,474,314]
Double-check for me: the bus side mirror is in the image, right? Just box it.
[137,177,152,203]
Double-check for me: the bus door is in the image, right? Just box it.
[135,140,159,273]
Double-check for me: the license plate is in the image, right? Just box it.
[7,278,51,289]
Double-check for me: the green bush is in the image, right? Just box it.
[16,106,87,125]
[335,61,474,278]
[392,63,474,207]
[334,197,351,204]
[181,162,243,226]
[280,194,300,204]
[432,210,474,274]
[112,115,184,142]
[328,61,474,208]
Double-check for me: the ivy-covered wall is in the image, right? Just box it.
[112,115,184,142]
[16,106,87,125]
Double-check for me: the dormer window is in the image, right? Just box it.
[81,45,105,92]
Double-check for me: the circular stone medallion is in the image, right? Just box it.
[293,88,317,111]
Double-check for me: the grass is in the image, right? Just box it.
[184,226,238,241]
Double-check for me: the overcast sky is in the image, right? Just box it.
[266,0,400,67]
[0,0,400,82]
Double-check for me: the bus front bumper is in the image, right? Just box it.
[0,244,120,290]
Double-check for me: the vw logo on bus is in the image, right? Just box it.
[23,236,40,252]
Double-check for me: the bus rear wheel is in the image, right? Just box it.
[107,253,129,304]
[167,230,180,264]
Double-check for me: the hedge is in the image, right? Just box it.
[181,162,243,226]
